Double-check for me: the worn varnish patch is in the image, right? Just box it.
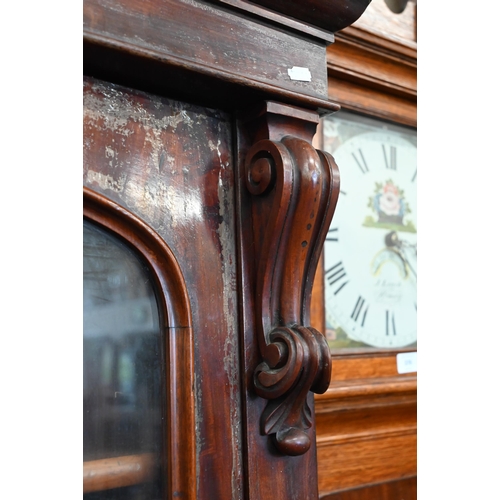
[216,127,243,498]
[83,76,244,500]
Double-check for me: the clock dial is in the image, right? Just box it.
[323,113,417,349]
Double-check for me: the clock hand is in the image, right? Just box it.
[385,231,417,278]
[384,231,412,249]
[385,231,417,255]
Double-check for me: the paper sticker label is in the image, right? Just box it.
[396,352,417,374]
[287,66,312,82]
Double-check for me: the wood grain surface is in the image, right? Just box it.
[83,0,330,102]
[84,76,243,499]
[83,454,157,493]
[320,476,417,500]
[82,1,393,498]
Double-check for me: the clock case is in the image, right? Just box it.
[322,110,417,350]
[310,1,417,496]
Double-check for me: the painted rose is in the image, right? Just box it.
[378,183,401,216]
[365,180,412,230]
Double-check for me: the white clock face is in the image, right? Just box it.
[323,114,417,349]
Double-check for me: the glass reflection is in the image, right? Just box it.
[83,220,163,499]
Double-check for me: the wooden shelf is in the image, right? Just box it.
[83,453,157,493]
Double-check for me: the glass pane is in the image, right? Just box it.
[83,220,163,499]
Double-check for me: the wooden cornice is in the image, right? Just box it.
[327,30,416,101]
[84,0,380,117]
[325,9,417,126]
[338,24,416,59]
[237,0,373,34]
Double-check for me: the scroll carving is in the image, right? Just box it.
[244,124,340,456]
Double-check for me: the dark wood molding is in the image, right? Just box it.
[83,0,350,116]
[82,0,383,497]
[214,0,335,44]
[244,0,373,34]
[239,102,339,456]
[83,188,196,500]
[338,25,417,59]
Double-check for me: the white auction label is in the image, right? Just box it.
[287,66,312,82]
[396,352,417,374]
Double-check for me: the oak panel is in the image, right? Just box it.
[327,37,416,99]
[320,476,417,500]
[317,432,417,494]
[327,76,416,127]
[329,353,416,381]
[316,396,416,442]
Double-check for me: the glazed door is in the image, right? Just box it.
[83,76,243,499]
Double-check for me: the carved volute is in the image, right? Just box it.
[240,102,340,456]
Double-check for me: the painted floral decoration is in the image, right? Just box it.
[364,179,415,232]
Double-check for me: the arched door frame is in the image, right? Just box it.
[83,186,196,500]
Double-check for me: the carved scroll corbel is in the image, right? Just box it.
[243,106,340,456]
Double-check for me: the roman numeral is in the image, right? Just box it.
[385,310,397,336]
[351,296,368,326]
[325,228,338,242]
[352,149,369,174]
[325,262,348,295]
[383,145,397,170]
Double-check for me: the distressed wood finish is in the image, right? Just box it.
[83,1,375,498]
[83,0,333,107]
[84,78,243,499]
